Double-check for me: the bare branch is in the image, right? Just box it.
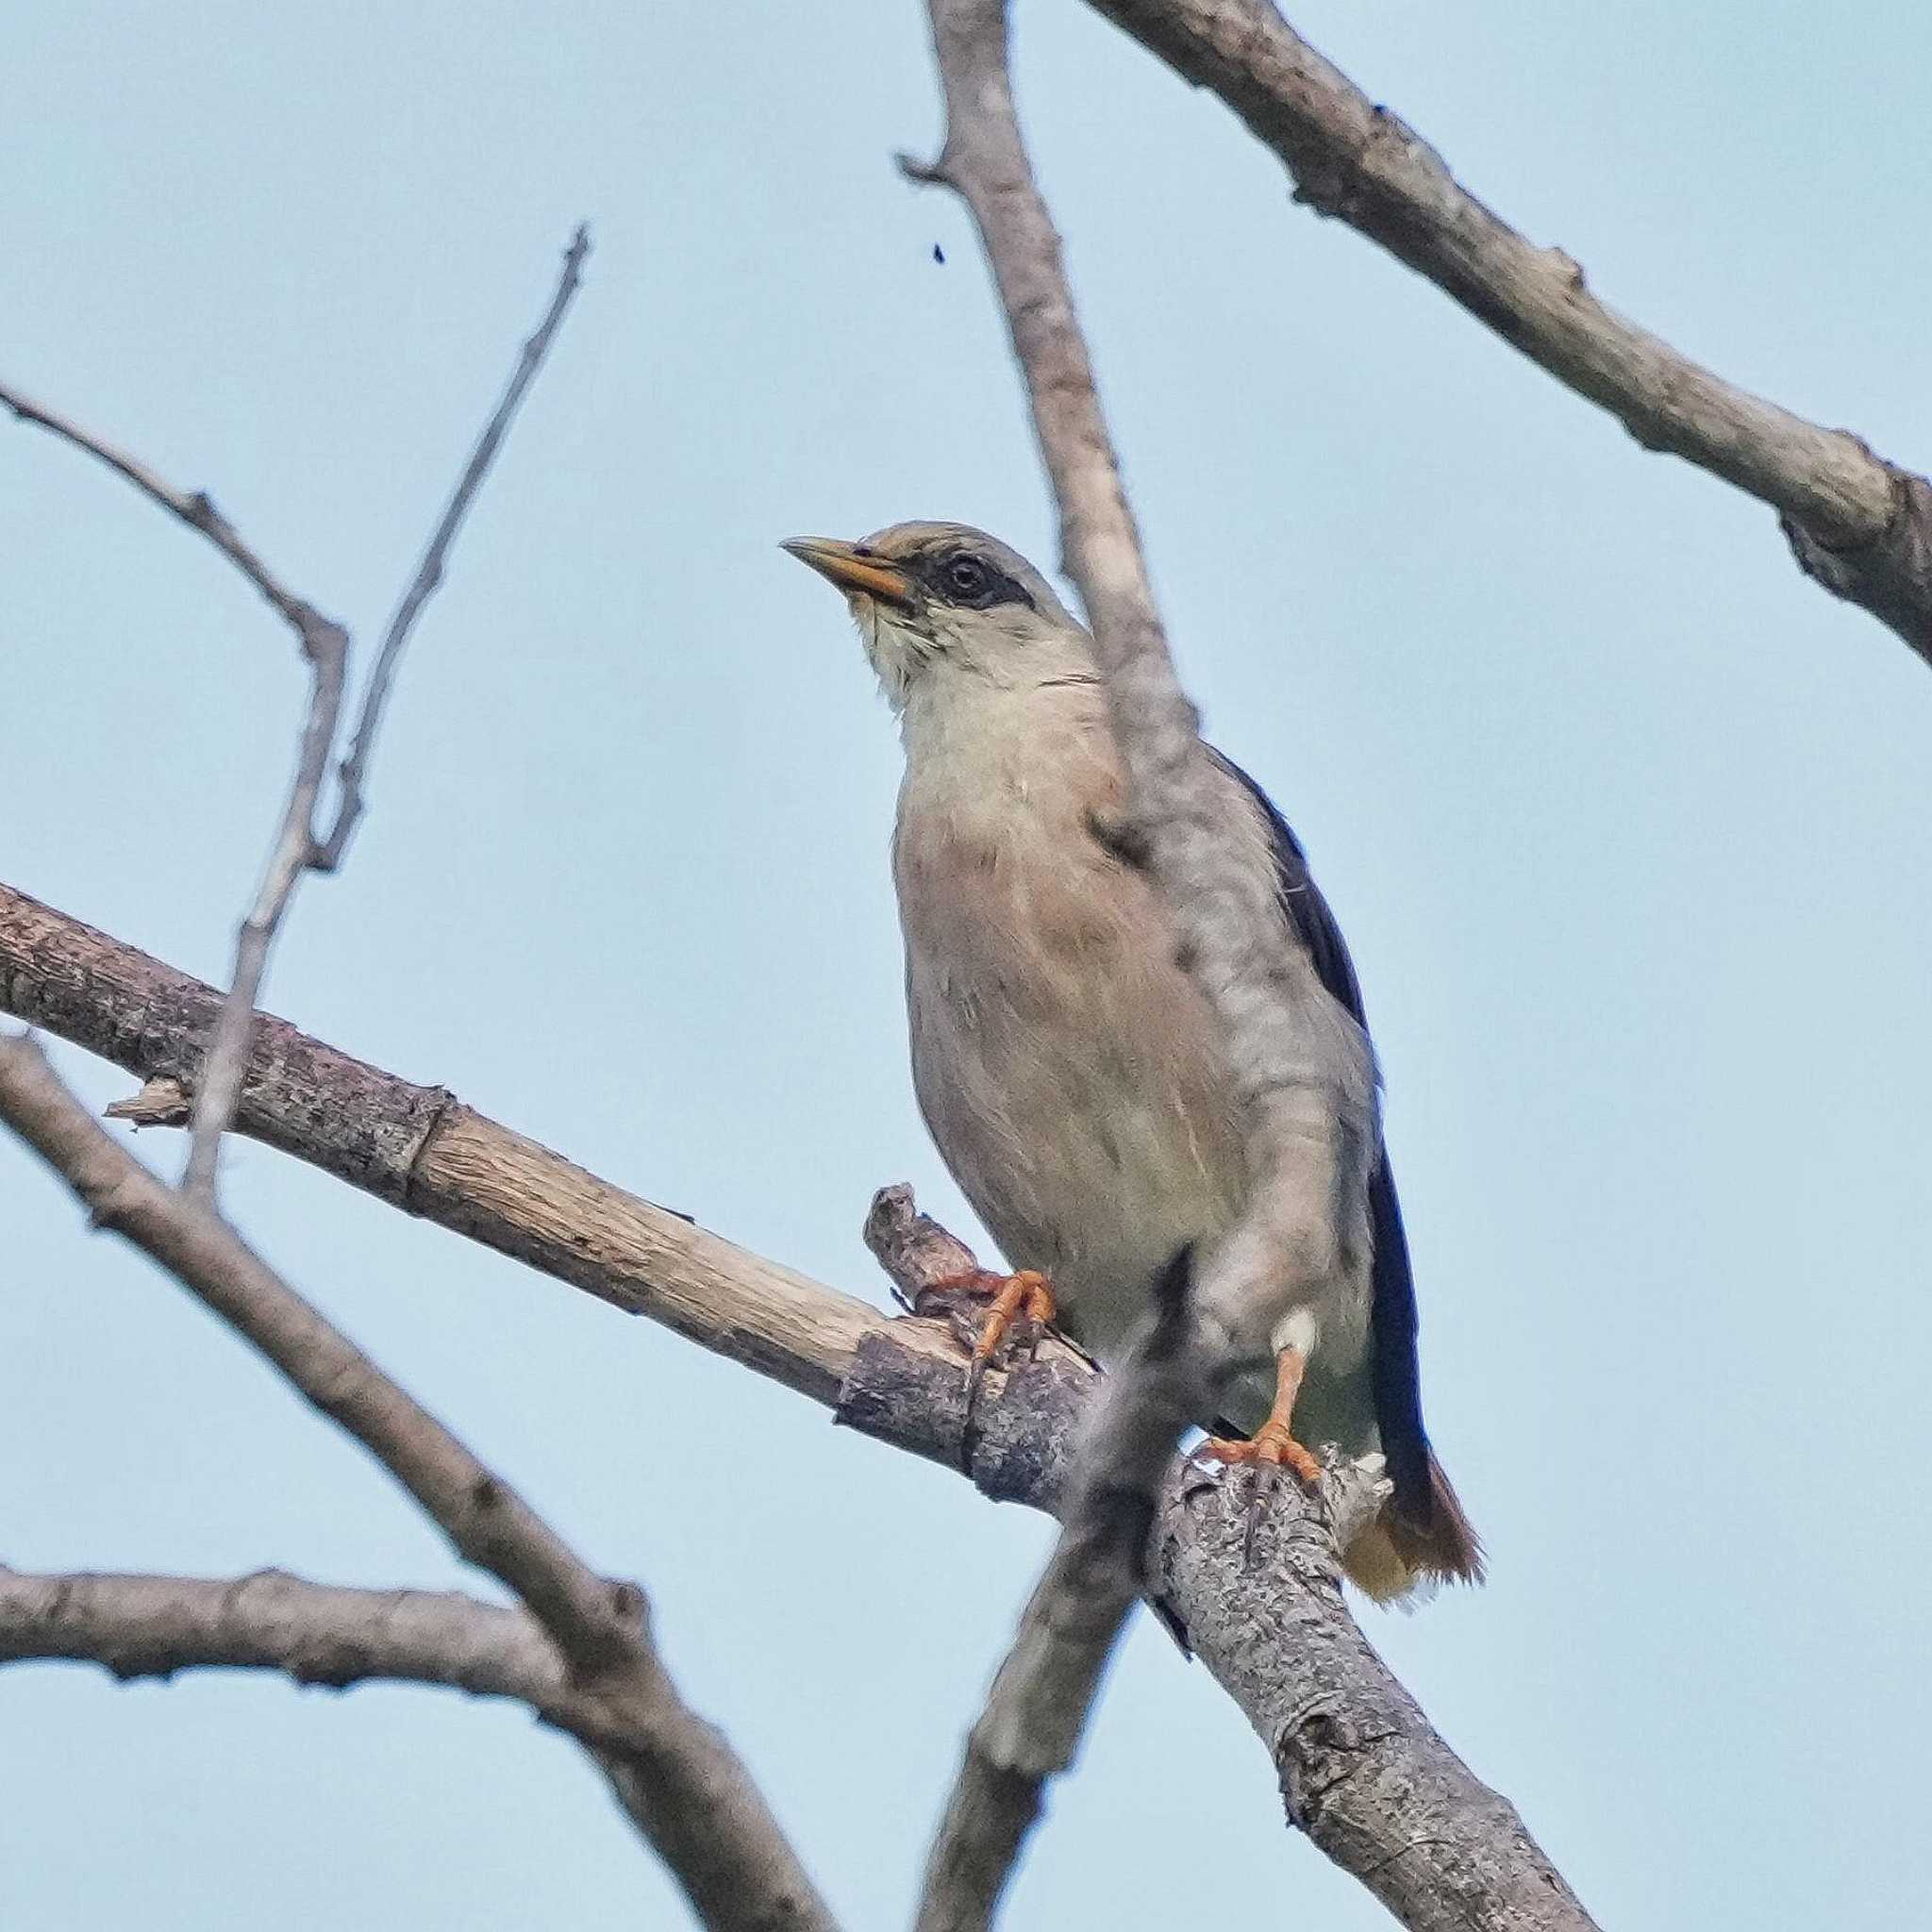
[0,1563,566,1702]
[184,224,591,1198]
[1082,0,1932,663]
[4,232,591,1202]
[0,369,350,1203]
[314,224,592,871]
[4,1033,638,1669]
[0,1561,819,1907]
[103,1075,192,1126]
[1,878,875,1397]
[905,0,1387,1909]
[863,1182,979,1311]
[912,1256,1199,1932]
[865,1190,1595,1932]
[0,1034,838,1932]
[0,884,1595,1928]
[0,380,342,636]
[907,0,1373,1357]
[181,605,348,1200]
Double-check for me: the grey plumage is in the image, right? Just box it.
[785,521,1480,1597]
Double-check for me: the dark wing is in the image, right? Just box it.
[1208,749,1434,1526]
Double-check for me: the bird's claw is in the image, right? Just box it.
[1242,1460,1278,1570]
[1191,1424,1326,1572]
[914,1269,1058,1467]
[1192,1423,1325,1488]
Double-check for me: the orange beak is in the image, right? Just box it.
[781,537,916,608]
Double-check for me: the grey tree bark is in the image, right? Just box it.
[1,883,1596,1932]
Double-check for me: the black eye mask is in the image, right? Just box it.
[920,549,1036,611]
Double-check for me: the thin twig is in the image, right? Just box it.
[0,886,1597,1929]
[1082,0,1932,662]
[314,224,592,870]
[4,231,591,1202]
[0,369,351,1203]
[181,611,348,1199]
[0,380,341,635]
[183,224,592,1198]
[905,1,1377,1917]
[0,1033,839,1932]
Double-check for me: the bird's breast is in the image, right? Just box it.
[892,730,1247,1360]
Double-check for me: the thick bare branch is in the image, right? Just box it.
[907,0,1386,1911]
[865,1191,1595,1932]
[0,888,1594,1926]
[910,1255,1199,1932]
[1083,0,1932,663]
[0,880,874,1398]
[0,1035,837,1932]
[3,1035,620,1666]
[314,225,592,871]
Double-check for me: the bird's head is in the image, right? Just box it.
[782,521,1084,708]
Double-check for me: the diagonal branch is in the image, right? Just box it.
[0,1034,838,1932]
[314,224,592,871]
[1082,0,1932,663]
[0,381,343,636]
[864,1191,1591,1932]
[181,607,347,1201]
[906,2,1385,1916]
[1,877,876,1398]
[905,0,1364,1374]
[0,884,1597,1928]
[910,1253,1201,1932]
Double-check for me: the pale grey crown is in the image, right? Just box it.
[853,520,1077,631]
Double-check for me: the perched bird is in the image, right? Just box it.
[785,521,1481,1600]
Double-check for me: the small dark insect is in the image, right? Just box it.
[932,242,945,264]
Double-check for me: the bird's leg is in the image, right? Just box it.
[1194,1346,1326,1567]
[1194,1346,1324,1487]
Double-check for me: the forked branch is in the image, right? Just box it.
[4,226,591,1203]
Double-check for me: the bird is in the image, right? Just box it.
[784,520,1481,1601]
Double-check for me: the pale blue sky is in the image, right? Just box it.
[4,4,1928,1927]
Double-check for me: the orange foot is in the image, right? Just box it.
[1192,1345,1325,1564]
[1194,1419,1324,1488]
[916,1268,1058,1408]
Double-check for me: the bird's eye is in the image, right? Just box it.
[944,555,990,599]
